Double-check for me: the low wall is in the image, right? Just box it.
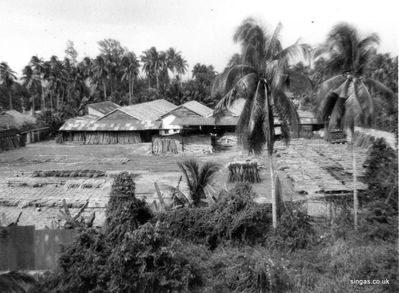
[0,226,78,271]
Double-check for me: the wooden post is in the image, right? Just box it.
[154,182,165,211]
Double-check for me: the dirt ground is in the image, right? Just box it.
[0,141,278,201]
[0,139,369,227]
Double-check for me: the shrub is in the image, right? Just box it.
[34,172,204,293]
[204,246,292,293]
[266,202,315,251]
[363,138,398,209]
[159,183,273,249]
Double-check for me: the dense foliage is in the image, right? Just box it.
[159,184,314,251]
[34,172,205,293]
[363,138,398,209]
[0,39,219,120]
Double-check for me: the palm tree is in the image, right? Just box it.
[141,47,165,91]
[120,52,140,104]
[166,48,188,80]
[92,55,109,100]
[177,159,220,207]
[21,65,41,113]
[0,62,17,110]
[212,18,310,228]
[315,23,396,229]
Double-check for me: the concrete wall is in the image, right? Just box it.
[0,226,78,271]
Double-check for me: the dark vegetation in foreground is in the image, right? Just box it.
[25,140,398,293]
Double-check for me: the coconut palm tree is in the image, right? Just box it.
[141,47,166,91]
[120,52,140,104]
[315,23,396,229]
[29,56,53,112]
[212,18,310,228]
[166,48,188,80]
[0,62,17,110]
[177,159,220,207]
[92,55,109,100]
[21,65,41,113]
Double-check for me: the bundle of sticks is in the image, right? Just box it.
[0,134,21,152]
[228,162,261,183]
[152,137,179,154]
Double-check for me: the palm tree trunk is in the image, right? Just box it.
[132,79,134,102]
[9,92,13,110]
[156,73,160,92]
[103,82,107,101]
[41,85,45,111]
[32,94,35,114]
[128,74,132,105]
[50,91,53,113]
[352,141,358,230]
[269,154,277,229]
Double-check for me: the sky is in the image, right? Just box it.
[0,0,397,78]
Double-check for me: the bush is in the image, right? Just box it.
[160,184,315,251]
[266,202,315,251]
[159,183,273,249]
[34,172,205,293]
[204,246,292,293]
[363,138,398,209]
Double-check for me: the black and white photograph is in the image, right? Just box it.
[0,0,398,292]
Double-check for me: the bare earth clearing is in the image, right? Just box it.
[0,139,368,228]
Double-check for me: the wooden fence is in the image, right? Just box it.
[0,226,78,271]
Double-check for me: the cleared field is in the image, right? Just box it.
[0,139,368,228]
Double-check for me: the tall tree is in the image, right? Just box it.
[64,40,78,65]
[315,23,396,229]
[29,56,49,111]
[120,52,140,104]
[21,65,41,113]
[166,48,188,80]
[212,18,309,228]
[141,47,165,91]
[0,62,17,110]
[92,55,109,100]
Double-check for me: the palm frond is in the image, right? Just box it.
[328,97,345,129]
[213,72,258,117]
[177,161,194,193]
[211,65,256,98]
[248,81,264,134]
[344,81,363,130]
[275,41,310,63]
[316,75,346,104]
[236,91,256,149]
[332,78,351,98]
[265,22,282,60]
[364,78,396,107]
[317,92,339,122]
[355,79,374,126]
[272,88,300,135]
[263,83,275,156]
[198,162,220,188]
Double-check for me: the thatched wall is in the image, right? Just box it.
[0,129,22,152]
[63,131,142,144]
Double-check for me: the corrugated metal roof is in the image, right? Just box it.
[59,118,161,131]
[171,116,239,126]
[173,112,319,127]
[87,101,120,116]
[121,99,177,121]
[181,101,213,117]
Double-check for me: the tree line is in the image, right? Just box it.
[0,39,218,118]
[0,23,397,134]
